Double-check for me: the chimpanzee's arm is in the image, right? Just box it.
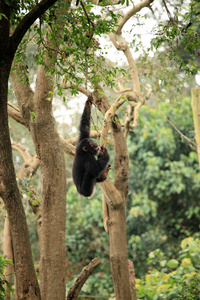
[78,95,93,142]
[85,148,110,178]
[96,164,111,182]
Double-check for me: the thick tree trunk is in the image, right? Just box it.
[31,65,67,300]
[11,56,67,299]
[108,205,132,300]
[3,151,40,299]
[0,66,41,299]
[0,1,65,299]
[3,215,13,300]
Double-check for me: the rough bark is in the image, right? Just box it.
[128,260,138,300]
[3,215,13,300]
[0,0,60,299]
[92,90,132,300]
[0,3,41,299]
[0,89,41,300]
[109,120,131,300]
[11,22,67,298]
[32,65,67,300]
[3,150,40,300]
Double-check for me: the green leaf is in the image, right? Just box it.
[167,259,179,269]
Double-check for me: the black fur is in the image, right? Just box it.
[72,96,110,197]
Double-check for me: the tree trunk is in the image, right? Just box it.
[3,150,40,299]
[3,215,13,300]
[31,75,67,300]
[0,0,66,299]
[11,56,67,299]
[0,65,41,299]
[109,120,131,300]
[109,204,132,300]
[93,92,132,300]
[191,88,200,167]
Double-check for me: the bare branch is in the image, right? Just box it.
[132,100,144,128]
[116,0,154,34]
[109,33,141,97]
[11,139,32,161]
[67,257,101,300]
[8,102,28,127]
[159,109,196,150]
[124,103,135,138]
[98,179,123,207]
[11,138,40,180]
[100,96,126,146]
[102,194,109,233]
[60,136,75,158]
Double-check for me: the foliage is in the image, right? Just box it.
[136,48,196,105]
[127,98,200,277]
[151,0,200,74]
[137,237,200,300]
[13,0,126,99]
[65,186,114,297]
[179,273,200,300]
[0,255,13,299]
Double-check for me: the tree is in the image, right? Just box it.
[0,1,62,299]
[2,0,198,299]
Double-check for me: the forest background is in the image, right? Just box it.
[0,0,200,299]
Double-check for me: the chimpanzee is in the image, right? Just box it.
[72,95,111,197]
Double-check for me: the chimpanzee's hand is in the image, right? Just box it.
[99,145,108,157]
[85,95,93,108]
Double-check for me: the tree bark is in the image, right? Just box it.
[3,215,13,300]
[109,120,131,300]
[11,38,67,300]
[3,145,40,299]
[32,65,67,300]
[0,0,62,298]
[191,88,200,167]
[0,68,41,300]
[93,91,132,300]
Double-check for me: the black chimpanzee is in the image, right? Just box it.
[72,95,111,197]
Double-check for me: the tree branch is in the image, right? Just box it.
[10,0,58,55]
[116,0,154,34]
[60,136,75,158]
[61,81,90,96]
[11,139,32,161]
[8,102,28,127]
[98,179,123,207]
[100,96,126,146]
[67,257,101,300]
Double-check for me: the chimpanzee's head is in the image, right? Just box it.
[79,138,99,155]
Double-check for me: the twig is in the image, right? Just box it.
[159,109,196,150]
[80,0,96,89]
